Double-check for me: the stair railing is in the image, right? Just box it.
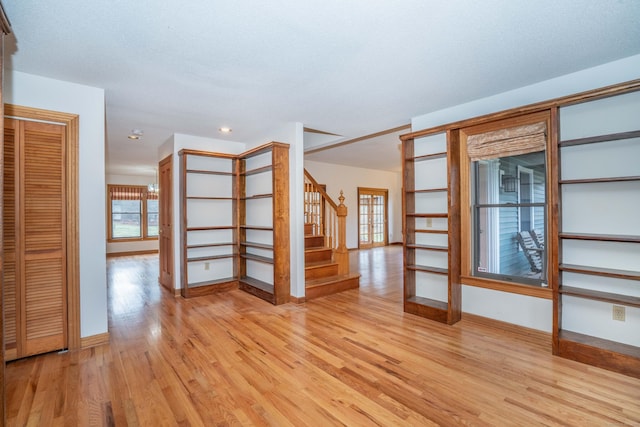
[304,169,349,275]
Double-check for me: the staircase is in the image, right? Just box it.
[303,170,360,300]
[304,223,360,300]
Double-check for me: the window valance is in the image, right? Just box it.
[109,185,145,200]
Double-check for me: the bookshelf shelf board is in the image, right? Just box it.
[560,264,640,281]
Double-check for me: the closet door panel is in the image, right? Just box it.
[20,120,67,356]
[23,257,65,355]
[3,119,18,359]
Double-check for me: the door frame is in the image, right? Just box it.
[357,187,389,249]
[5,104,80,351]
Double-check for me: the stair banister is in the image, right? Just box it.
[303,169,349,275]
[335,191,348,275]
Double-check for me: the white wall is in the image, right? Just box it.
[106,173,159,254]
[410,54,640,332]
[5,71,108,339]
[304,160,403,248]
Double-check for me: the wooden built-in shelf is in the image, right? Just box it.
[242,165,272,176]
[402,131,460,325]
[240,225,274,231]
[241,253,273,264]
[187,242,234,249]
[414,228,448,234]
[186,196,234,200]
[404,296,448,323]
[183,278,238,298]
[559,176,640,185]
[557,330,640,379]
[559,233,640,243]
[243,193,273,200]
[559,129,640,147]
[241,241,273,250]
[185,169,234,176]
[559,330,640,358]
[407,265,448,275]
[406,213,448,218]
[239,276,274,293]
[187,226,235,232]
[559,263,640,281]
[179,142,289,303]
[406,244,448,252]
[406,188,448,194]
[239,276,279,305]
[188,278,237,288]
[237,142,289,305]
[407,152,447,162]
[559,286,640,308]
[554,89,640,379]
[187,254,235,262]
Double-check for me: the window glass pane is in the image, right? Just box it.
[147,199,159,237]
[473,151,546,285]
[112,200,141,238]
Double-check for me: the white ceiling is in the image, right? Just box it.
[3,1,640,176]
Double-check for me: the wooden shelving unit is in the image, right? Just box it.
[555,91,640,378]
[237,142,290,305]
[178,143,290,304]
[179,150,238,298]
[401,130,461,324]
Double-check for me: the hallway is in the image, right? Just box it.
[5,246,640,425]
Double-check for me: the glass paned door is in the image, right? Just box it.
[358,188,388,248]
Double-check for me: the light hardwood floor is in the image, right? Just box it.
[5,246,640,426]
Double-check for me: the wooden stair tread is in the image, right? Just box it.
[305,260,338,269]
[306,273,361,287]
[305,247,332,253]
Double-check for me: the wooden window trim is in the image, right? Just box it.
[107,184,159,242]
[459,110,554,296]
[5,104,81,350]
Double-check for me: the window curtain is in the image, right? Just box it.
[467,121,547,161]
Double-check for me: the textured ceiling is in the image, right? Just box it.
[3,1,640,175]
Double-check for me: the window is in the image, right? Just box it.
[461,112,550,289]
[472,152,546,285]
[108,185,159,241]
[147,194,159,237]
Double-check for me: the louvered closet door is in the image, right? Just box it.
[3,119,18,360]
[3,118,67,360]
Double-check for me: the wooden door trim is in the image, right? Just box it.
[5,104,80,351]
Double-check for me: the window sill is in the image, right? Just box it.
[108,237,159,243]
[461,275,552,299]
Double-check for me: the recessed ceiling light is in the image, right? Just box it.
[128,129,144,140]
[218,127,232,134]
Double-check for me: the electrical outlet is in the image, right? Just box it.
[612,305,625,322]
[426,218,433,227]
[204,262,210,271]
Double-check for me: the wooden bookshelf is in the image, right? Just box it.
[401,130,460,325]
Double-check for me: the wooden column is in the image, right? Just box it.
[335,191,349,275]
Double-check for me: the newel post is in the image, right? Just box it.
[335,190,349,275]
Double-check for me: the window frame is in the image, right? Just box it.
[107,184,159,242]
[471,153,547,286]
[517,165,535,234]
[459,111,553,298]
